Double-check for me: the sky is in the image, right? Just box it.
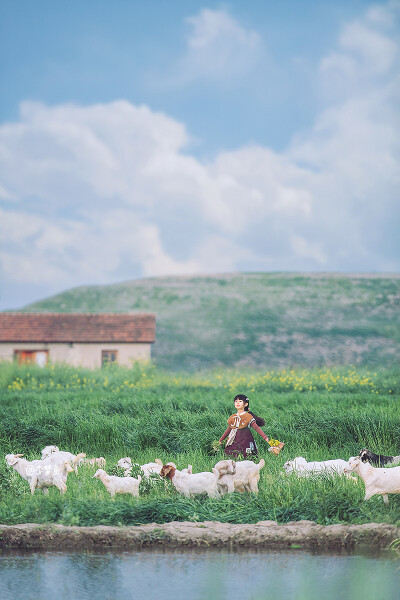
[0,0,399,310]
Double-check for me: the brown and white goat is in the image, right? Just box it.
[159,464,220,498]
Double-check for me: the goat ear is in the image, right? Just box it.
[15,453,24,457]
[155,458,163,466]
[187,464,193,474]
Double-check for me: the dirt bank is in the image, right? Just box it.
[1,521,399,552]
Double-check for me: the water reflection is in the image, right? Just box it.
[0,548,399,600]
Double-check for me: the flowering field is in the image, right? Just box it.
[0,362,399,527]
[4,362,397,395]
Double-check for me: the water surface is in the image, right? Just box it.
[0,548,399,600]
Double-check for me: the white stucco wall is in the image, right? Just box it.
[0,342,152,368]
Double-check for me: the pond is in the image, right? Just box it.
[0,548,399,600]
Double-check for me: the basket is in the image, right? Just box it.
[268,441,285,455]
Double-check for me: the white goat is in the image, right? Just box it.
[43,449,86,474]
[41,445,60,459]
[214,459,265,494]
[117,457,173,477]
[345,456,400,505]
[5,453,74,495]
[117,456,133,474]
[92,469,141,497]
[78,457,106,468]
[283,456,352,477]
[159,464,220,498]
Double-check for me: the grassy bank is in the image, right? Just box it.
[0,363,399,527]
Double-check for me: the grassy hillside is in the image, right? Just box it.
[23,273,400,371]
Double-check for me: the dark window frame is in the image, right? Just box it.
[102,350,118,366]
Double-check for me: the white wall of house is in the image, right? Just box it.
[0,342,151,368]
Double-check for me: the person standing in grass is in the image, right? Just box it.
[219,394,270,458]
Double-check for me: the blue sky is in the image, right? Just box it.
[0,0,399,309]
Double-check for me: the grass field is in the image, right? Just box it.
[0,362,399,527]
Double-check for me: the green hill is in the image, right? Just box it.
[22,273,400,371]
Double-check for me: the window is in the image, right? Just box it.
[14,350,48,367]
[102,350,118,366]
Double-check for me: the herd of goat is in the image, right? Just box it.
[5,446,400,505]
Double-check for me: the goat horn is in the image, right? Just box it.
[14,453,24,457]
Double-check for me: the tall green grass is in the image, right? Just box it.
[0,364,399,526]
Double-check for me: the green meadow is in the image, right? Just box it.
[0,362,399,527]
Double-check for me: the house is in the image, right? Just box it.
[0,313,156,368]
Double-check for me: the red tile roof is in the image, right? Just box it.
[0,313,156,343]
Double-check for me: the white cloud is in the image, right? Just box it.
[212,147,314,222]
[320,3,399,98]
[0,184,15,201]
[0,2,399,308]
[366,1,400,26]
[323,21,397,76]
[163,8,263,85]
[289,3,399,255]
[1,100,190,208]
[0,205,201,286]
[291,235,327,264]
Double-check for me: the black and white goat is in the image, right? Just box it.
[359,448,400,467]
